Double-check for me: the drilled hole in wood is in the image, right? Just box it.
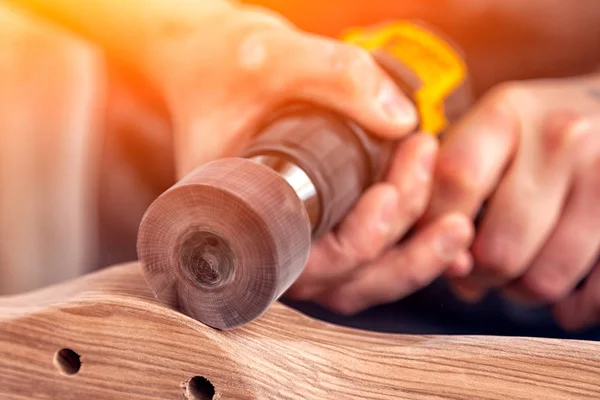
[54,348,81,376]
[185,376,215,400]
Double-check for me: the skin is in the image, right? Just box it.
[11,0,600,331]
[286,134,474,314]
[5,0,413,174]
[4,0,473,311]
[423,73,600,332]
[274,0,600,331]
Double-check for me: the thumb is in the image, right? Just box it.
[248,29,419,140]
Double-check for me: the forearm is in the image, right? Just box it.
[3,0,236,70]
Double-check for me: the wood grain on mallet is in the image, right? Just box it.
[137,105,396,331]
[0,262,599,399]
[137,158,312,330]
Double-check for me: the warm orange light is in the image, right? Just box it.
[242,0,439,36]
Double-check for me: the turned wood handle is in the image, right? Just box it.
[241,104,395,239]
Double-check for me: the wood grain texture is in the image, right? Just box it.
[1,262,599,400]
[138,158,312,330]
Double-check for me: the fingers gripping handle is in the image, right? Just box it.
[243,21,472,239]
[137,21,472,330]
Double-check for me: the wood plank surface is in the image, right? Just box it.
[0,262,599,399]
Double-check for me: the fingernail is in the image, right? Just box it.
[376,81,418,127]
[452,282,486,303]
[434,215,471,261]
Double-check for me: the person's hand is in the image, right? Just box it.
[129,2,476,316]
[421,73,600,330]
[285,132,475,315]
[137,3,419,178]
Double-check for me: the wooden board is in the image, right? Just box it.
[1,262,599,399]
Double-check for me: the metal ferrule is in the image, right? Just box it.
[249,155,321,230]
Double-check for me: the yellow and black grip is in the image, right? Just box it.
[241,20,473,239]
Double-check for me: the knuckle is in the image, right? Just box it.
[237,30,271,73]
[319,233,375,274]
[233,16,293,92]
[434,84,522,201]
[331,43,376,96]
[388,252,431,290]
[404,271,432,292]
[338,223,382,266]
[541,113,591,156]
[231,30,282,97]
[406,199,427,222]
[345,238,380,266]
[306,236,345,279]
[436,153,482,195]
[471,236,523,279]
[521,274,569,303]
[487,81,533,109]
